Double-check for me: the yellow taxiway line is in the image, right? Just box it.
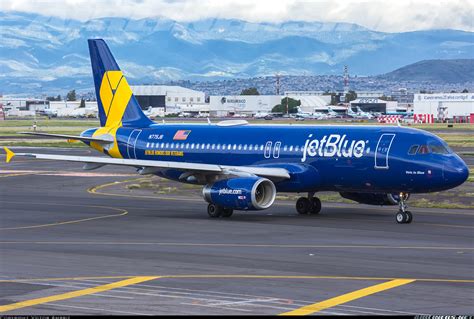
[279,279,415,315]
[88,178,474,217]
[1,274,472,284]
[0,276,160,313]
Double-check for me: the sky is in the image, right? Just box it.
[1,0,473,32]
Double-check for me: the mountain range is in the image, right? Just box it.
[1,12,473,95]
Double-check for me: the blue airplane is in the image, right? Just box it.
[3,39,469,224]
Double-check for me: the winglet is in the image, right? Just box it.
[4,147,15,163]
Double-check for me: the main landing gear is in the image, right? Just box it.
[395,192,412,224]
[296,193,321,215]
[207,203,233,218]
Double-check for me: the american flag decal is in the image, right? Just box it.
[173,130,191,140]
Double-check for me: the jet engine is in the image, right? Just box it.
[339,192,409,206]
[203,177,276,210]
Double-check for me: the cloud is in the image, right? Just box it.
[1,0,473,32]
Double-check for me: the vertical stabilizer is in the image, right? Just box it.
[88,39,153,128]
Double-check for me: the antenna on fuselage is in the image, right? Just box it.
[207,117,211,125]
[396,118,402,127]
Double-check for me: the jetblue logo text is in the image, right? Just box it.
[302,134,368,162]
[218,188,243,195]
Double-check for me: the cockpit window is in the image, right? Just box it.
[428,141,450,154]
[417,145,429,154]
[408,145,419,155]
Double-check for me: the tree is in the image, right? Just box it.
[46,95,61,101]
[79,98,86,108]
[462,89,469,93]
[240,87,260,95]
[66,90,77,101]
[345,90,357,103]
[271,97,301,114]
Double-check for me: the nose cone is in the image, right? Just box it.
[444,158,469,188]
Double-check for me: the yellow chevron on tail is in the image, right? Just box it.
[99,70,132,128]
[3,147,15,163]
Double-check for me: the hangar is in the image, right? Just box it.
[131,85,206,113]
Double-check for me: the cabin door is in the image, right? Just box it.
[126,129,142,159]
[374,133,395,169]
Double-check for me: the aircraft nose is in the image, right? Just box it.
[444,158,469,188]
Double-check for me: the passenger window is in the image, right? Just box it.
[243,145,247,150]
[417,145,429,154]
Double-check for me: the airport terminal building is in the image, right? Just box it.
[414,93,474,120]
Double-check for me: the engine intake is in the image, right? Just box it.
[203,177,276,210]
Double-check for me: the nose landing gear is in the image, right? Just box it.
[395,192,412,224]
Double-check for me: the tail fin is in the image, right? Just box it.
[88,39,153,128]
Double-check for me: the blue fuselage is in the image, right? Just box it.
[83,124,469,194]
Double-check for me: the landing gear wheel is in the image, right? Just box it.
[221,208,234,218]
[396,211,413,224]
[310,197,322,214]
[296,197,311,215]
[396,211,406,224]
[207,204,223,218]
[405,211,413,223]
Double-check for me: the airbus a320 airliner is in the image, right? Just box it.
[3,39,469,223]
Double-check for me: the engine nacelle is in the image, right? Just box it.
[339,192,409,206]
[203,177,276,210]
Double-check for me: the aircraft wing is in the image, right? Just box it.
[3,147,290,180]
[19,132,113,144]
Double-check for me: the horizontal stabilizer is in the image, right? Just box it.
[19,132,114,144]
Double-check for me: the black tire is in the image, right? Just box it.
[296,197,311,215]
[405,211,413,223]
[207,204,223,218]
[221,208,234,218]
[310,197,322,214]
[396,211,407,224]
